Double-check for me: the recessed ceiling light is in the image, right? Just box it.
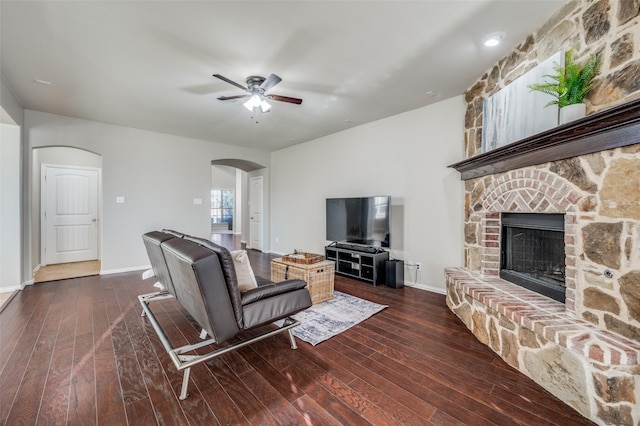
[425,90,438,97]
[34,79,52,86]
[482,32,506,47]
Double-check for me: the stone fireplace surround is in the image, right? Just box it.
[445,101,640,424]
[444,0,640,422]
[445,165,639,364]
[445,164,640,424]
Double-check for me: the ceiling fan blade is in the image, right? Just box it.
[260,73,282,92]
[267,94,303,105]
[217,94,250,101]
[213,74,247,91]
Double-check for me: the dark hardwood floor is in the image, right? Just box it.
[0,235,595,425]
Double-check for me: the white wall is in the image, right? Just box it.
[1,73,25,289]
[1,74,24,126]
[25,110,270,273]
[0,123,22,291]
[211,165,236,188]
[270,95,465,292]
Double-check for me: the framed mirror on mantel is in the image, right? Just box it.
[449,97,640,180]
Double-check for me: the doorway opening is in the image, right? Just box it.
[211,159,266,251]
[34,147,102,282]
[211,188,234,233]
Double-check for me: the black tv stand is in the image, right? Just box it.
[325,243,389,286]
[331,242,385,254]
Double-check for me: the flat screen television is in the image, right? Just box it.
[326,196,390,248]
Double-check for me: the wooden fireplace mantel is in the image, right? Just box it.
[449,97,640,180]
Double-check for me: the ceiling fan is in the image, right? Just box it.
[213,73,303,113]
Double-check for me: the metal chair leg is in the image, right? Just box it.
[140,293,302,401]
[288,329,298,350]
[179,367,191,400]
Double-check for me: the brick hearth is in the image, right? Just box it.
[446,268,640,366]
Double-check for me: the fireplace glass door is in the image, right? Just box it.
[500,213,566,302]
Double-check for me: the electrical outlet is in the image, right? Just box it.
[416,262,422,271]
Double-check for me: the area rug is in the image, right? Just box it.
[282,291,387,346]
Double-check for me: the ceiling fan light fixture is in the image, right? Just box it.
[260,99,271,113]
[243,94,262,111]
[215,73,302,112]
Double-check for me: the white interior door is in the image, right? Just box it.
[42,165,99,265]
[249,176,263,251]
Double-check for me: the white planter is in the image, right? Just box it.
[559,103,586,124]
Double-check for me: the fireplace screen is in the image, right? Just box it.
[500,213,566,302]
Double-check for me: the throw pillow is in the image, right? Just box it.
[231,250,258,292]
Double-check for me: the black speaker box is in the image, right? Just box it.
[385,260,404,288]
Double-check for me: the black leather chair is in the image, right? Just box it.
[140,230,311,399]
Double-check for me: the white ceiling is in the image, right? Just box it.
[1,1,566,152]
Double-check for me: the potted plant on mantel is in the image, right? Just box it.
[528,48,601,124]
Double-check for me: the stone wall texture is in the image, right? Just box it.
[463,0,640,342]
[452,1,640,425]
[464,0,640,159]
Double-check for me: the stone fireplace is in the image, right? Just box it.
[446,136,640,425]
[444,1,640,425]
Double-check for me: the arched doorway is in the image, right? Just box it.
[32,146,103,282]
[211,159,266,251]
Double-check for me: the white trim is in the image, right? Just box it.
[101,265,150,275]
[24,280,34,286]
[0,283,24,292]
[248,175,264,251]
[404,281,447,295]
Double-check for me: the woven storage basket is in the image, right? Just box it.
[281,252,325,264]
[271,259,334,305]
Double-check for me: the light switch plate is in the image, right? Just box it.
[116,196,125,204]
[193,198,203,205]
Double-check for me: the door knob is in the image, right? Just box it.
[92,218,97,222]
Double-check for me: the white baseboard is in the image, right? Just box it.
[100,265,151,275]
[0,283,25,292]
[403,281,447,295]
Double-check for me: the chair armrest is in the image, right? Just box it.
[241,279,307,306]
[255,276,273,287]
